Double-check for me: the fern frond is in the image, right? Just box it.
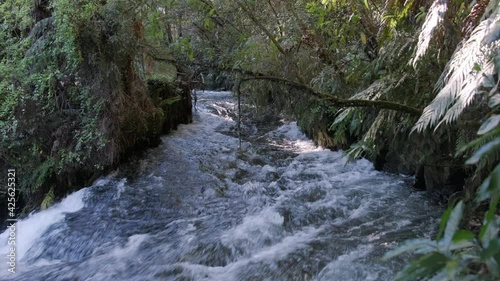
[411,0,449,67]
[438,61,495,127]
[413,4,500,132]
[331,78,389,126]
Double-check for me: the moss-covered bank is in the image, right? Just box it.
[0,0,192,227]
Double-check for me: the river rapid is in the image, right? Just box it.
[0,91,442,281]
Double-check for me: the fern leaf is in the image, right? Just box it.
[411,0,449,67]
[413,4,500,132]
[332,78,394,126]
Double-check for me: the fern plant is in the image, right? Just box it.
[384,33,500,281]
[345,139,376,162]
[385,152,499,280]
[383,195,499,280]
[411,0,449,67]
[413,0,500,132]
[386,130,499,281]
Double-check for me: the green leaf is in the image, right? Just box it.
[489,94,500,108]
[485,256,500,277]
[480,219,499,249]
[452,230,475,242]
[477,164,500,202]
[445,260,459,280]
[394,252,448,281]
[477,115,500,135]
[159,96,182,107]
[437,205,453,241]
[465,138,500,165]
[449,240,474,251]
[383,239,437,260]
[442,201,464,247]
[481,238,500,261]
[349,14,360,24]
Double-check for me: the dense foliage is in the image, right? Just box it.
[0,0,190,212]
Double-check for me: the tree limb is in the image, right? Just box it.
[236,0,287,56]
[236,74,422,116]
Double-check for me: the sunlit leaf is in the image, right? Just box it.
[383,239,437,260]
[332,109,352,126]
[411,0,448,67]
[489,94,500,108]
[412,2,500,132]
[428,270,447,281]
[465,138,500,165]
[478,115,500,135]
[449,240,474,251]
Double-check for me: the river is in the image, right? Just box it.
[0,91,442,280]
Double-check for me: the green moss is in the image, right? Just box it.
[148,61,178,83]
[40,187,55,210]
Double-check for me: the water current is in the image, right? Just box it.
[0,91,442,281]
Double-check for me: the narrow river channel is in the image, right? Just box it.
[0,91,442,281]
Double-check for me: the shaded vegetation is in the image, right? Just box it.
[0,0,192,218]
[155,0,498,208]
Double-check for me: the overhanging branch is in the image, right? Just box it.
[236,74,423,116]
[155,60,422,116]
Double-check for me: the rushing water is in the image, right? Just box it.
[0,91,442,281]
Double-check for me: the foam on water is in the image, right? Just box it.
[0,188,87,264]
[266,121,323,153]
[314,245,381,281]
[182,226,321,281]
[108,234,148,258]
[221,207,284,250]
[3,90,441,281]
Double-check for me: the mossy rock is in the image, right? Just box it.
[147,61,177,83]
